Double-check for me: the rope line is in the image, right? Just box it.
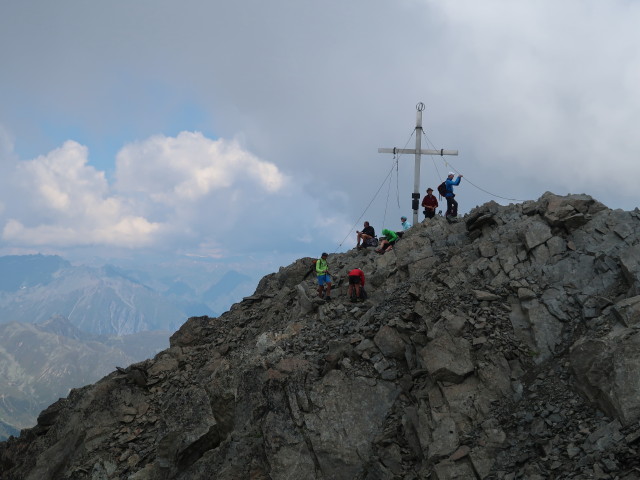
[390,130,415,215]
[334,129,417,252]
[334,159,398,252]
[395,159,400,208]
[383,162,393,228]
[422,131,527,203]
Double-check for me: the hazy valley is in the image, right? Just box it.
[0,254,257,439]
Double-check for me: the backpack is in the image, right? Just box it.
[437,181,447,198]
[303,259,318,279]
[364,237,378,248]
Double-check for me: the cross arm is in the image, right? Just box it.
[378,148,458,156]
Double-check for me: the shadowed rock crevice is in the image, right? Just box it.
[175,393,236,470]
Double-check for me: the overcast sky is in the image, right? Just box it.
[1,0,639,271]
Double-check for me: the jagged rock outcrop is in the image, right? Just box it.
[0,317,168,441]
[1,192,640,479]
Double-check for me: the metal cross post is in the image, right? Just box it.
[378,102,458,226]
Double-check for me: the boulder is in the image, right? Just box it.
[418,332,474,383]
[303,370,400,479]
[620,245,640,295]
[611,295,640,327]
[570,331,640,425]
[521,221,552,251]
[374,325,406,360]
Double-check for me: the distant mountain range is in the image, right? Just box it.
[0,254,257,439]
[0,316,169,440]
[0,254,253,336]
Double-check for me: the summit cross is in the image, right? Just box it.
[378,102,458,226]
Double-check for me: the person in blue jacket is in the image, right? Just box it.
[444,172,463,220]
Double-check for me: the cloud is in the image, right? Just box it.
[111,131,306,252]
[2,0,639,264]
[0,131,347,255]
[421,0,640,199]
[2,140,162,248]
[115,131,287,204]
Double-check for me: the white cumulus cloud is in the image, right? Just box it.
[115,131,287,204]
[0,131,341,256]
[2,140,162,248]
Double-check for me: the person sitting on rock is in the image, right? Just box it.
[422,187,438,219]
[376,229,399,254]
[356,221,376,249]
[347,268,365,302]
[396,216,412,238]
[316,252,332,301]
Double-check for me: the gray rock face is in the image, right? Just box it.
[612,295,640,327]
[620,244,640,295]
[0,319,168,440]
[571,331,640,425]
[418,331,474,383]
[2,192,640,479]
[303,371,399,480]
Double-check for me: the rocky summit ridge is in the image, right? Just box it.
[1,192,640,480]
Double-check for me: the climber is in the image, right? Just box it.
[376,229,399,254]
[422,187,438,219]
[396,216,412,238]
[347,268,365,302]
[316,252,332,301]
[356,221,376,249]
[444,172,463,221]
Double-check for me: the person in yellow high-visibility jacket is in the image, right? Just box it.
[316,252,332,301]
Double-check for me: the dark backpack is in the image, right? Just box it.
[364,237,378,248]
[437,181,447,198]
[303,259,318,279]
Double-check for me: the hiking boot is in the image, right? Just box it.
[325,296,332,302]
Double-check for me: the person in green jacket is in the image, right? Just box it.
[376,229,399,254]
[316,252,332,300]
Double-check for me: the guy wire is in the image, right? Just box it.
[334,129,416,252]
[422,131,527,203]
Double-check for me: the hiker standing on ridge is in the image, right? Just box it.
[316,252,332,301]
[422,187,438,219]
[347,268,365,302]
[444,172,463,220]
[356,221,376,249]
